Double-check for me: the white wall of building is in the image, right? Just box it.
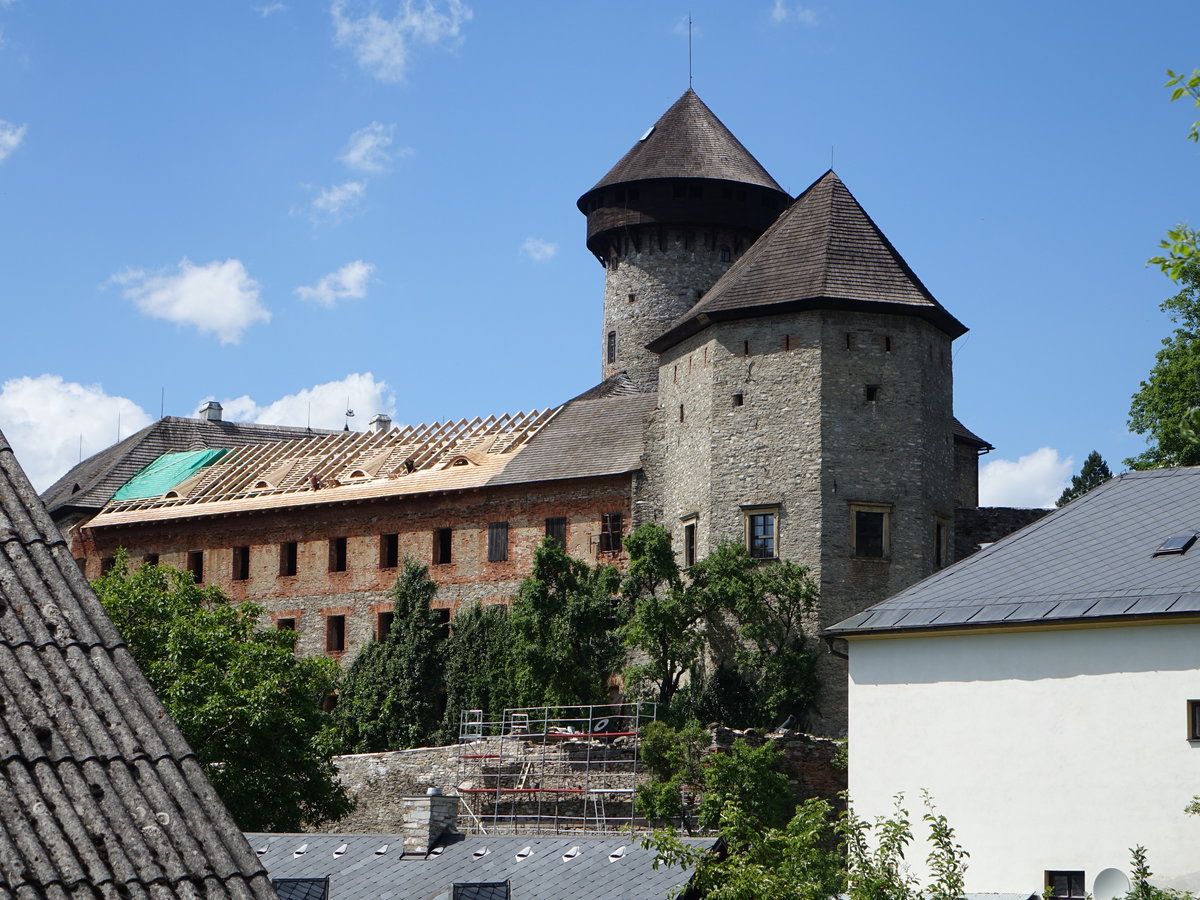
[847,622,1200,895]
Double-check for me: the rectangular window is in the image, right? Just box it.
[545,516,567,548]
[683,519,697,568]
[279,541,298,577]
[851,503,891,559]
[607,330,617,365]
[744,508,777,559]
[599,512,624,554]
[232,546,250,582]
[276,617,296,631]
[434,608,451,641]
[434,527,453,565]
[380,533,399,569]
[325,615,346,653]
[1188,700,1200,740]
[376,610,394,641]
[144,553,159,567]
[329,536,348,573]
[1044,871,1086,899]
[935,517,949,569]
[487,521,509,562]
[187,550,204,583]
[100,556,116,575]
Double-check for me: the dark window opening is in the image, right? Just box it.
[144,553,159,567]
[325,615,346,653]
[865,384,880,403]
[885,335,893,352]
[599,513,624,554]
[606,330,616,365]
[434,528,453,565]
[854,510,887,558]
[100,556,116,575]
[276,617,296,631]
[784,334,791,351]
[743,340,750,356]
[935,520,947,569]
[1045,871,1086,899]
[279,541,298,577]
[683,521,697,568]
[719,245,731,262]
[380,533,399,569]
[679,404,685,423]
[1188,700,1200,740]
[747,512,776,559]
[321,694,337,714]
[233,546,250,581]
[435,608,451,641]
[545,516,567,548]
[329,537,348,573]
[732,392,744,407]
[187,551,204,583]
[487,521,509,562]
[628,292,636,303]
[376,611,394,641]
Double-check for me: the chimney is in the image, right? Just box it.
[199,401,223,422]
[369,413,392,435]
[399,791,459,855]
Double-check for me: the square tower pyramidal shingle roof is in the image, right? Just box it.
[0,427,277,900]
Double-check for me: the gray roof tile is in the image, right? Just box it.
[827,467,1200,636]
[0,428,277,900]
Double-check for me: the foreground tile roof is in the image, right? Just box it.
[650,170,967,351]
[0,428,277,899]
[827,467,1200,636]
[247,832,712,900]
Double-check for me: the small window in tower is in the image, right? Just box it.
[673,364,678,384]
[628,292,636,303]
[851,503,892,559]
[935,517,949,569]
[720,245,731,263]
[329,537,348,572]
[279,541,298,577]
[679,404,685,423]
[607,330,617,365]
[732,392,744,407]
[846,333,854,351]
[380,533,399,569]
[743,340,750,356]
[232,546,250,582]
[434,527,453,565]
[187,550,204,584]
[784,334,791,351]
[865,384,880,403]
[885,335,893,352]
[743,507,778,560]
[682,517,698,568]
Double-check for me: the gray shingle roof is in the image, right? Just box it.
[41,417,339,519]
[0,428,277,899]
[582,88,785,195]
[648,170,967,352]
[952,417,992,450]
[826,467,1200,636]
[247,833,712,900]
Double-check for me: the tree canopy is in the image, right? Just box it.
[93,552,350,831]
[1056,450,1113,506]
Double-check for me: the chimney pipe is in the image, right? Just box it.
[199,401,223,423]
[399,794,459,854]
[369,413,392,435]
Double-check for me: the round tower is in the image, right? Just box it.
[578,89,791,389]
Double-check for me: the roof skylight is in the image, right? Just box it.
[1153,532,1198,556]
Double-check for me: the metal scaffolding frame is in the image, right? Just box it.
[456,702,656,835]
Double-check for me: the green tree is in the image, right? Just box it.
[636,721,712,831]
[620,523,714,713]
[439,600,517,742]
[93,551,349,831]
[1149,68,1199,281]
[1056,450,1114,506]
[1126,262,1200,469]
[333,560,445,752]
[507,538,623,707]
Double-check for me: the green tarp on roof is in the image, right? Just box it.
[111,448,228,501]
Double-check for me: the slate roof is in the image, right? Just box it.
[826,467,1200,637]
[648,170,968,352]
[0,427,277,900]
[246,832,712,900]
[41,417,339,520]
[952,417,992,451]
[581,88,785,196]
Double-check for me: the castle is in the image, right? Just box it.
[43,89,990,731]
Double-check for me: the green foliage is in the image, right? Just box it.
[636,721,711,830]
[1122,845,1196,900]
[333,560,445,752]
[507,538,623,707]
[1149,69,1199,281]
[1127,261,1200,469]
[697,738,793,831]
[840,797,918,900]
[922,792,970,900]
[438,600,516,741]
[93,551,349,831]
[1056,450,1113,506]
[620,523,713,712]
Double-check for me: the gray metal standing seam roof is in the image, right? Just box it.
[0,427,278,899]
[826,467,1200,637]
[246,832,713,900]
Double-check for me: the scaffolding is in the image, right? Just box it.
[455,702,656,835]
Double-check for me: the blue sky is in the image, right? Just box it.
[0,1,1195,505]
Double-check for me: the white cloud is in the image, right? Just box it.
[0,120,27,162]
[215,373,396,430]
[112,258,270,345]
[312,180,366,222]
[330,0,472,84]
[521,237,557,262]
[770,0,818,25]
[255,2,286,15]
[295,260,375,306]
[979,447,1073,509]
[340,121,410,173]
[0,375,153,492]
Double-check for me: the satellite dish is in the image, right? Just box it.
[1094,868,1130,900]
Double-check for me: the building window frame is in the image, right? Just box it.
[376,610,394,641]
[851,502,892,560]
[545,516,567,548]
[329,536,348,573]
[186,550,204,583]
[275,617,296,632]
[682,515,698,568]
[598,512,624,554]
[742,505,779,560]
[487,521,509,563]
[606,330,617,365]
[1188,700,1200,741]
[325,614,346,654]
[380,532,399,569]
[232,546,250,582]
[1044,871,1086,900]
[434,527,453,565]
[279,541,298,577]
